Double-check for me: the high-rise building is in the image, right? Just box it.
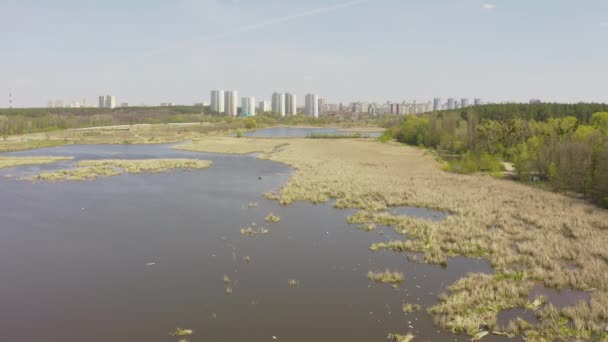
[258,100,271,112]
[447,98,455,110]
[98,96,105,108]
[224,90,238,116]
[271,93,286,116]
[106,96,116,109]
[461,98,469,108]
[318,98,326,115]
[285,93,297,116]
[305,94,319,118]
[530,98,542,104]
[433,98,441,111]
[210,90,225,113]
[390,103,401,115]
[474,98,483,106]
[241,97,256,117]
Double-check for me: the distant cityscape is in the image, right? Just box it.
[35,92,565,116]
[40,91,501,117]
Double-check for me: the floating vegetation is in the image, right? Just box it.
[367,270,404,284]
[223,274,231,284]
[27,159,212,182]
[265,213,281,223]
[288,279,300,287]
[248,202,258,208]
[386,332,415,342]
[169,327,194,338]
[359,223,376,232]
[243,256,252,263]
[401,303,422,313]
[0,156,73,169]
[240,225,269,236]
[225,286,233,294]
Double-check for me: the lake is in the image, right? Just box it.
[243,127,382,138]
[0,143,510,342]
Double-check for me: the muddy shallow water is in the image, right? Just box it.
[0,143,512,342]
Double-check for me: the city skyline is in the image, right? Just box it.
[1,0,608,107]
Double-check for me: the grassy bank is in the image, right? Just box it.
[28,159,212,181]
[178,135,608,340]
[0,156,73,169]
[0,140,68,152]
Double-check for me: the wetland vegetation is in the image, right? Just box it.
[179,131,608,340]
[27,159,212,181]
[3,105,608,341]
[0,156,72,169]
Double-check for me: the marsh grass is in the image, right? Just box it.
[386,333,415,342]
[265,213,281,223]
[169,328,194,338]
[367,270,404,284]
[0,156,73,169]
[358,223,376,232]
[288,279,300,287]
[240,225,269,236]
[402,303,422,313]
[0,140,67,153]
[178,136,608,339]
[28,159,212,181]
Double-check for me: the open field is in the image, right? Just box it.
[178,136,608,340]
[27,159,212,182]
[0,156,73,169]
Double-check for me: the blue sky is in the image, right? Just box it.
[1,0,607,107]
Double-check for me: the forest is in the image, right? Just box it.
[384,104,608,208]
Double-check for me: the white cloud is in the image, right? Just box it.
[483,3,496,10]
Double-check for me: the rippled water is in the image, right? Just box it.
[0,144,512,342]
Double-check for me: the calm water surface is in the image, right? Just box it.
[243,127,382,138]
[0,143,511,342]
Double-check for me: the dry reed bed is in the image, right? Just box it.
[178,137,608,340]
[0,140,67,152]
[0,156,73,169]
[2,122,237,149]
[28,159,212,182]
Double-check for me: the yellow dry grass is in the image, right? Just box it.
[3,122,236,148]
[177,136,284,154]
[28,159,212,182]
[178,136,608,339]
[0,156,73,169]
[0,140,68,152]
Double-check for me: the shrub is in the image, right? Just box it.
[244,117,257,130]
[378,130,393,143]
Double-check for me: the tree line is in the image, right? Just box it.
[0,106,212,137]
[384,105,608,208]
